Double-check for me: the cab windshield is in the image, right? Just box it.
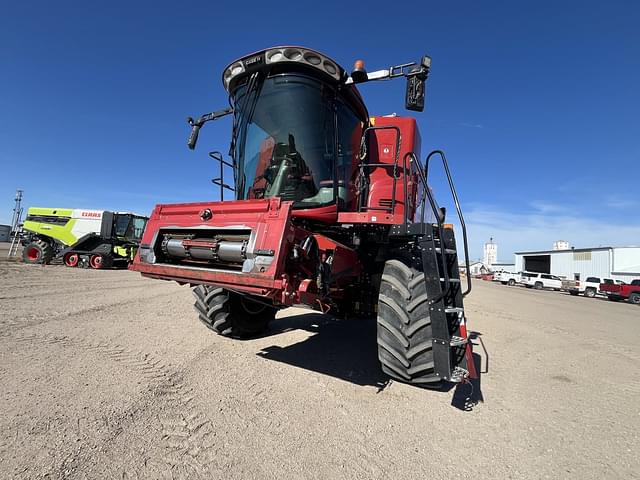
[233,74,336,208]
[115,215,147,241]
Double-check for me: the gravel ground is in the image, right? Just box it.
[0,257,638,479]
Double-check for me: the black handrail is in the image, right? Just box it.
[209,151,236,201]
[357,125,402,214]
[405,151,451,301]
[425,150,472,297]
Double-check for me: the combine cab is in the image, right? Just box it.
[22,207,148,268]
[132,47,474,386]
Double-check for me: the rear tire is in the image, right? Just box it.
[534,282,543,290]
[629,293,640,305]
[584,288,596,298]
[569,290,579,296]
[193,285,276,338]
[376,256,440,385]
[22,239,53,264]
[508,279,516,286]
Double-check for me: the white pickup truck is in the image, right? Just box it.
[561,276,602,298]
[495,271,521,286]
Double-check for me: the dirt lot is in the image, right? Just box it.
[0,256,638,479]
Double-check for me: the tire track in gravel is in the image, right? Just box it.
[4,331,218,479]
[0,288,178,335]
[0,282,159,300]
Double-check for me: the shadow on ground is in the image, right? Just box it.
[257,312,390,389]
[257,313,487,405]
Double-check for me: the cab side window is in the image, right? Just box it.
[336,102,363,209]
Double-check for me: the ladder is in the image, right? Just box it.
[389,149,476,383]
[419,224,476,382]
[7,226,23,258]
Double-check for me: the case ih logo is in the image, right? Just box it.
[81,212,102,218]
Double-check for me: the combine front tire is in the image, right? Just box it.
[376,257,440,385]
[22,240,53,265]
[193,286,276,338]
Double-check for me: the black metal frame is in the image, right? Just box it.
[208,151,236,201]
[356,128,473,381]
[356,125,402,216]
[424,150,472,297]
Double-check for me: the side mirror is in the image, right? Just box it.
[405,55,431,112]
[187,117,201,150]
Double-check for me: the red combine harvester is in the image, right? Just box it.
[131,47,475,386]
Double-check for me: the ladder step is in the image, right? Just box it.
[435,248,456,255]
[449,336,468,347]
[445,307,464,314]
[448,366,469,383]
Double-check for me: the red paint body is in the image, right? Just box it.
[131,197,362,310]
[132,116,421,310]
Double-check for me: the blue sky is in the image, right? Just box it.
[1,1,638,261]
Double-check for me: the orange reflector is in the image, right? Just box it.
[444,223,454,230]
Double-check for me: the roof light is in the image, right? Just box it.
[351,59,367,83]
[222,47,342,91]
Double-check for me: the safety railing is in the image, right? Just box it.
[356,125,471,298]
[356,125,402,216]
[208,151,236,201]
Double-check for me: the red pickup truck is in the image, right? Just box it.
[600,279,640,304]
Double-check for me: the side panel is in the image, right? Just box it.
[23,207,106,246]
[101,211,114,238]
[367,116,419,221]
[337,116,421,226]
[23,207,77,245]
[69,209,106,240]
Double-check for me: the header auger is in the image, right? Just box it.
[131,46,474,386]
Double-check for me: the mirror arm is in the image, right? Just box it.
[187,107,233,150]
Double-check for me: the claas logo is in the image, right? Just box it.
[81,212,102,218]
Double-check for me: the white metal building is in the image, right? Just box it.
[459,261,489,276]
[514,246,640,283]
[490,262,515,272]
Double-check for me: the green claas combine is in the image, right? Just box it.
[21,207,148,268]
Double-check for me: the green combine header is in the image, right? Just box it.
[21,207,148,268]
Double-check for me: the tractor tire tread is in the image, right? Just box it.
[376,253,439,385]
[23,239,54,265]
[192,285,275,338]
